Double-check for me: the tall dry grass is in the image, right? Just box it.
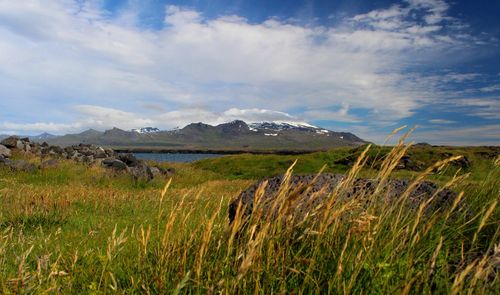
[0,133,498,293]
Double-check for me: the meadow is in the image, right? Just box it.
[0,139,499,293]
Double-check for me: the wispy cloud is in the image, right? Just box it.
[428,119,456,124]
[412,125,500,146]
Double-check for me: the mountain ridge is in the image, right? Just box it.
[33,120,366,151]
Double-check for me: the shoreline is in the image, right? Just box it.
[113,148,326,155]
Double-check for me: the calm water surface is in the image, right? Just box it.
[133,153,224,163]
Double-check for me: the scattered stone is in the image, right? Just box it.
[0,144,11,157]
[1,137,171,181]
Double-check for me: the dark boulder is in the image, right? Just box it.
[102,158,128,170]
[158,167,176,177]
[118,153,139,166]
[229,173,458,225]
[452,156,471,169]
[40,159,60,169]
[397,155,424,171]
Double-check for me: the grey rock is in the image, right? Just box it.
[150,167,161,176]
[80,147,94,156]
[83,155,94,164]
[9,160,37,173]
[16,140,24,150]
[105,148,115,157]
[128,163,154,181]
[1,136,20,148]
[0,144,11,157]
[49,146,64,154]
[95,147,107,159]
[23,143,31,152]
[0,155,11,165]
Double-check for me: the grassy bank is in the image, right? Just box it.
[0,143,498,293]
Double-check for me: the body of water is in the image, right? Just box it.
[133,152,225,163]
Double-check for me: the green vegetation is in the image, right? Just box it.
[0,143,498,293]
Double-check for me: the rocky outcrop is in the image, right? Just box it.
[229,173,459,225]
[0,136,173,181]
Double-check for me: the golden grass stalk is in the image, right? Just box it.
[472,199,497,245]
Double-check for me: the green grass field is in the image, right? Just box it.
[0,143,498,293]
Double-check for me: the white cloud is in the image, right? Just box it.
[0,105,309,134]
[304,103,361,123]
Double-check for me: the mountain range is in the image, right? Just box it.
[8,120,366,152]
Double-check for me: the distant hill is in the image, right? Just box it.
[44,120,366,152]
[29,132,58,141]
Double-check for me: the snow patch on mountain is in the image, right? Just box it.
[132,127,160,134]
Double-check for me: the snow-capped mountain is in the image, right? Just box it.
[131,127,160,134]
[249,121,329,135]
[45,120,366,149]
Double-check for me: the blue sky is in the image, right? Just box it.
[0,0,499,145]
